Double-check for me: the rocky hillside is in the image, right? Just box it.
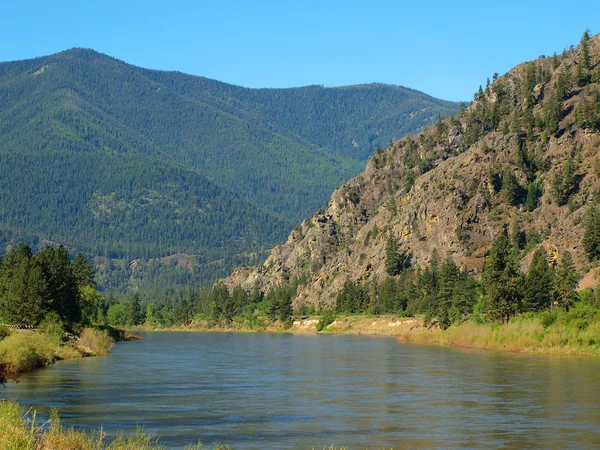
[226,32,600,308]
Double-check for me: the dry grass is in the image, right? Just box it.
[0,333,56,381]
[76,328,114,356]
[395,309,600,355]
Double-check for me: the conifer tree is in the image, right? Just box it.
[482,234,522,323]
[385,236,405,276]
[555,251,578,312]
[583,207,600,261]
[522,248,554,312]
[524,181,541,212]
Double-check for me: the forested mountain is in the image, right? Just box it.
[226,32,600,316]
[0,49,458,296]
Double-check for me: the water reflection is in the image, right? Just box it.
[2,332,600,449]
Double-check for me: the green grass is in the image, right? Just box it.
[402,304,600,355]
[0,400,233,449]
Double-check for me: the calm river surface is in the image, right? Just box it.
[3,332,600,449]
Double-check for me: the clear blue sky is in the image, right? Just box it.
[1,0,597,101]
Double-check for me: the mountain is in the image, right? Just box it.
[225,32,600,307]
[0,49,459,295]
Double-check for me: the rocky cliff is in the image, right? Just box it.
[226,32,600,308]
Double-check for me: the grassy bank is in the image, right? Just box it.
[0,327,120,384]
[393,306,600,355]
[0,400,231,450]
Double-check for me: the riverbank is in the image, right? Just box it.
[0,326,138,384]
[0,399,233,450]
[131,306,600,356]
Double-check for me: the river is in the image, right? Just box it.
[3,332,600,449]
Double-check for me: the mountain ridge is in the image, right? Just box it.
[225,32,600,307]
[0,48,459,295]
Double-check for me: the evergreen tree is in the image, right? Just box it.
[385,236,402,276]
[128,293,143,326]
[577,30,591,86]
[34,245,81,328]
[278,294,293,326]
[482,234,522,323]
[555,251,578,312]
[522,248,555,312]
[510,216,526,251]
[524,181,541,212]
[583,207,600,261]
[501,169,522,205]
[71,254,96,288]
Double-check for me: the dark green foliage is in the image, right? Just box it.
[0,49,458,295]
[551,158,579,206]
[264,282,297,324]
[510,216,526,251]
[577,30,592,86]
[482,234,523,323]
[127,293,143,326]
[385,236,410,276]
[501,169,524,206]
[71,254,96,288]
[555,251,579,312]
[0,244,94,329]
[542,88,563,135]
[573,90,600,130]
[522,248,555,312]
[336,280,368,314]
[524,181,541,212]
[583,207,600,261]
[316,309,336,332]
[425,257,477,329]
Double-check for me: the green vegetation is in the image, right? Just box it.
[0,400,230,450]
[0,327,114,384]
[400,304,600,355]
[0,48,459,296]
[0,244,99,329]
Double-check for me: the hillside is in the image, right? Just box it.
[0,49,459,294]
[226,32,600,308]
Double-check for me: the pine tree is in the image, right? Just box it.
[524,181,541,212]
[583,207,600,261]
[482,234,522,323]
[71,254,96,288]
[385,236,402,276]
[522,248,555,312]
[501,169,522,206]
[555,251,578,312]
[128,293,142,326]
[577,30,591,86]
[510,216,526,251]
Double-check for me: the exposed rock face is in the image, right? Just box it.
[225,33,600,307]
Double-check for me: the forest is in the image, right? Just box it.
[0,48,459,296]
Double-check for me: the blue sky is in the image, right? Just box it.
[1,0,597,101]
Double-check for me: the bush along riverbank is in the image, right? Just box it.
[0,400,232,450]
[0,325,137,384]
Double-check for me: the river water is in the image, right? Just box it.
[3,332,600,449]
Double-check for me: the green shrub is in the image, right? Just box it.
[0,333,56,382]
[39,312,66,345]
[541,311,558,328]
[316,310,336,332]
[0,326,10,341]
[76,328,114,356]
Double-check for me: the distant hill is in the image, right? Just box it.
[0,49,459,296]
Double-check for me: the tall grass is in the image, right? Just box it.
[0,333,56,382]
[397,305,600,355]
[0,400,232,449]
[77,328,114,356]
